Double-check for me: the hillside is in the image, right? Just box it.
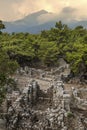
[0,19,87,130]
[3,10,87,33]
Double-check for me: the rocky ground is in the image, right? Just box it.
[0,59,87,130]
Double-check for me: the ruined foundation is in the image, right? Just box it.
[0,66,87,130]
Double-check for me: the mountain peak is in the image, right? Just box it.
[37,9,48,14]
[28,9,48,16]
[22,10,48,21]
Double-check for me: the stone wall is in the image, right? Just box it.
[71,87,87,111]
[1,66,87,130]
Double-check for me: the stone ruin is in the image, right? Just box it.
[71,87,87,111]
[1,77,86,130]
[0,65,87,130]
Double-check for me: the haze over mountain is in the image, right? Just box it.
[4,10,87,34]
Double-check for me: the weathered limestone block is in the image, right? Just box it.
[53,81,64,107]
[57,114,63,122]
[61,126,67,130]
[63,94,71,111]
[0,119,6,129]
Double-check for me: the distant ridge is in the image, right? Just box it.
[3,10,87,34]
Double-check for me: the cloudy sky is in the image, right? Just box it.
[0,0,87,21]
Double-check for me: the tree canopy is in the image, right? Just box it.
[0,20,5,34]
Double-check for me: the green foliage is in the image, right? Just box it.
[38,41,59,66]
[0,47,18,75]
[63,42,87,74]
[0,20,5,29]
[0,20,5,34]
[67,111,74,118]
[0,33,19,103]
[0,20,87,75]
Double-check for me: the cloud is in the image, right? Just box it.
[58,7,78,22]
[62,7,77,13]
[37,7,77,24]
[0,0,87,21]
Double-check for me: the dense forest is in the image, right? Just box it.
[0,20,87,103]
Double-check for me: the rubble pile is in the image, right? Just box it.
[71,87,87,111]
[4,78,87,130]
[4,80,53,130]
[0,65,87,130]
